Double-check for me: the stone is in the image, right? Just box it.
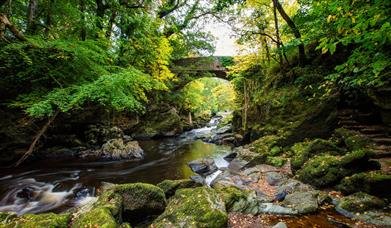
[265,172,287,186]
[0,212,70,228]
[152,187,227,228]
[113,183,166,219]
[101,139,144,160]
[282,191,319,214]
[258,203,298,215]
[296,149,377,188]
[157,179,202,198]
[338,192,386,213]
[223,152,238,162]
[272,222,288,228]
[72,190,122,227]
[215,124,232,134]
[190,175,205,184]
[337,171,391,198]
[188,158,218,176]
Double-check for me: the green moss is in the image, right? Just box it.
[339,192,386,212]
[157,179,201,198]
[0,212,70,228]
[72,207,118,228]
[266,156,287,167]
[250,135,284,156]
[291,139,344,171]
[113,183,166,214]
[72,191,122,227]
[152,187,227,228]
[337,172,391,198]
[334,128,371,151]
[296,149,376,188]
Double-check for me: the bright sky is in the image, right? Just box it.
[204,22,238,56]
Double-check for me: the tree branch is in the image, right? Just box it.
[0,14,27,41]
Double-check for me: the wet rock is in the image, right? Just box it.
[72,190,122,227]
[190,175,205,184]
[334,192,391,226]
[85,125,124,145]
[157,179,202,198]
[0,212,71,228]
[258,203,298,215]
[100,139,144,160]
[188,158,218,176]
[337,171,391,198]
[215,124,232,134]
[272,222,288,228]
[152,187,227,227]
[282,191,319,214]
[223,152,237,162]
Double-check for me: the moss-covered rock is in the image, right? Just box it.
[249,135,284,156]
[152,187,227,228]
[338,192,386,213]
[215,185,262,214]
[113,183,166,220]
[291,139,344,171]
[72,190,122,227]
[0,212,70,228]
[157,179,202,198]
[296,149,377,187]
[337,172,391,198]
[333,128,371,151]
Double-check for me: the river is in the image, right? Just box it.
[0,116,231,215]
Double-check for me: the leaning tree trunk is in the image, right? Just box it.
[272,1,283,64]
[0,13,27,41]
[273,0,306,66]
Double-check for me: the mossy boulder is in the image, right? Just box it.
[334,128,370,151]
[337,172,391,198]
[215,185,262,214]
[113,183,166,220]
[249,135,284,156]
[296,149,377,187]
[133,107,183,138]
[338,192,386,213]
[72,190,123,227]
[291,139,344,171]
[152,187,227,228]
[0,212,70,228]
[157,179,202,198]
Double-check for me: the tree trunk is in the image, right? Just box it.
[188,111,193,126]
[95,0,107,32]
[27,0,38,34]
[273,0,306,66]
[80,0,86,40]
[45,0,53,36]
[242,81,248,131]
[272,1,283,64]
[14,110,59,167]
[0,14,27,41]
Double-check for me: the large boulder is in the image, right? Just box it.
[113,183,166,221]
[0,212,70,228]
[152,187,227,228]
[71,190,123,227]
[296,149,378,188]
[157,179,202,198]
[338,192,386,213]
[337,171,391,198]
[100,139,144,160]
[132,107,183,138]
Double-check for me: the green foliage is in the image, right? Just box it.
[179,77,237,117]
[297,0,391,89]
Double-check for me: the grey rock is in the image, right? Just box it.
[101,139,144,160]
[258,203,298,215]
[188,158,218,176]
[272,222,288,228]
[282,191,319,214]
[265,172,287,186]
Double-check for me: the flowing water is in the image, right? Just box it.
[0,116,231,215]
